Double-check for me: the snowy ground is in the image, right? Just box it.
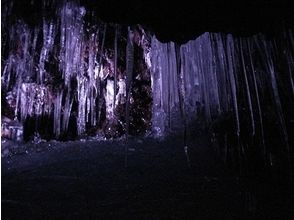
[2,135,294,219]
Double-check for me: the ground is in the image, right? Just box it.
[2,134,294,219]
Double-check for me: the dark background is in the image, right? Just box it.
[4,0,294,44]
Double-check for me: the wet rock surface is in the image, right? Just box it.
[2,135,294,219]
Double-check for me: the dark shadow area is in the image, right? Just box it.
[2,135,294,219]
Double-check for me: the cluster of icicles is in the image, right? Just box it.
[151,32,294,173]
[2,1,146,138]
[2,0,294,171]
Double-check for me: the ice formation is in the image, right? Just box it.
[1,0,293,163]
[149,31,294,173]
[1,1,153,140]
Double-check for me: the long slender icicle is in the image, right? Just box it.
[240,39,255,136]
[167,44,171,129]
[247,39,265,154]
[97,24,107,123]
[214,33,229,112]
[197,40,211,123]
[255,36,291,176]
[256,37,288,142]
[209,34,221,114]
[99,24,107,71]
[62,90,73,132]
[125,27,134,141]
[14,75,22,120]
[54,91,63,137]
[286,47,294,98]
[176,43,190,167]
[113,25,118,111]
[226,35,240,136]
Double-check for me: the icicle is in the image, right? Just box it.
[125,27,134,139]
[98,24,107,74]
[150,37,166,137]
[197,38,211,123]
[211,33,228,112]
[256,36,291,163]
[209,33,221,114]
[39,20,55,84]
[6,21,33,120]
[59,2,86,86]
[240,39,255,136]
[176,43,189,167]
[284,31,294,98]
[105,79,115,119]
[141,28,152,69]
[287,53,294,98]
[167,44,172,129]
[97,24,107,123]
[226,35,240,136]
[178,44,186,121]
[86,97,90,123]
[77,77,87,136]
[247,39,265,151]
[20,83,29,121]
[21,84,36,119]
[91,30,99,127]
[87,32,98,126]
[54,91,63,137]
[113,24,118,112]
[62,90,73,132]
[34,85,45,116]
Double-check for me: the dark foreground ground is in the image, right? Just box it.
[2,135,294,219]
